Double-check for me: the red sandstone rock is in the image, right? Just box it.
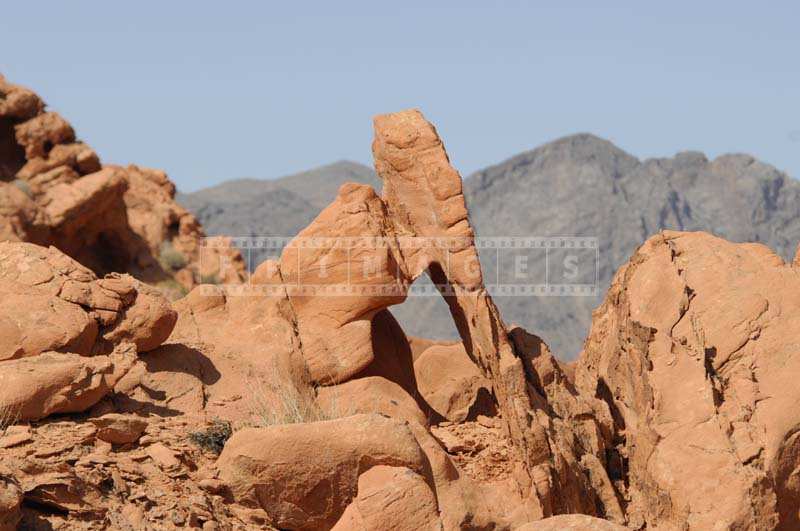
[316,376,429,427]
[279,183,409,385]
[6,75,799,530]
[0,242,176,357]
[0,74,246,293]
[372,110,613,517]
[516,514,628,530]
[216,414,430,530]
[332,465,442,531]
[116,262,311,422]
[0,466,22,531]
[413,342,493,422]
[576,230,800,529]
[0,348,136,421]
[90,414,148,445]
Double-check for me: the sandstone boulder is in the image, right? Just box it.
[576,230,800,529]
[0,347,136,421]
[316,376,428,427]
[216,414,430,530]
[279,183,409,385]
[100,275,178,352]
[0,241,176,357]
[115,262,311,421]
[413,342,493,422]
[332,466,441,531]
[90,413,148,445]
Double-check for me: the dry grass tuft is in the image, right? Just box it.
[246,363,350,427]
[0,404,20,437]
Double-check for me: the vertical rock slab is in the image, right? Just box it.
[371,110,606,516]
[372,110,536,473]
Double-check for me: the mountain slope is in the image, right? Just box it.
[178,160,380,236]
[178,136,800,359]
[453,134,800,358]
[177,160,380,267]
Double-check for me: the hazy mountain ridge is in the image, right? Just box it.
[178,160,380,268]
[178,134,800,358]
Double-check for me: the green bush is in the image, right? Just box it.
[199,273,220,285]
[188,419,232,454]
[159,241,188,271]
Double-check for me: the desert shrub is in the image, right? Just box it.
[199,272,220,285]
[188,419,232,454]
[247,364,350,427]
[11,179,32,198]
[155,278,189,299]
[159,240,188,271]
[0,405,19,437]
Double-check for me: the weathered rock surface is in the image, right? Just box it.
[0,241,177,422]
[0,74,246,293]
[115,260,312,421]
[0,417,248,529]
[0,467,22,531]
[200,109,619,523]
[216,414,431,530]
[0,348,136,421]
[0,241,176,358]
[316,376,429,427]
[370,110,614,516]
[279,183,408,385]
[576,230,800,529]
[6,74,800,531]
[414,342,493,422]
[332,465,442,531]
[89,413,148,445]
[516,514,629,530]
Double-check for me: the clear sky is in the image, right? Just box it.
[2,2,798,192]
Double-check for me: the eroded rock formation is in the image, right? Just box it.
[0,241,177,421]
[0,241,176,359]
[3,76,800,530]
[0,74,246,294]
[217,414,431,530]
[575,230,800,529]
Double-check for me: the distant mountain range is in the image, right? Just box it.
[177,135,800,359]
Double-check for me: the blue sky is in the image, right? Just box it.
[2,2,798,192]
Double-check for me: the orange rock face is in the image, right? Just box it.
[216,414,431,530]
[576,230,800,529]
[413,342,494,422]
[0,466,22,531]
[332,465,442,531]
[184,109,618,524]
[0,241,177,421]
[0,242,176,358]
[0,74,246,293]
